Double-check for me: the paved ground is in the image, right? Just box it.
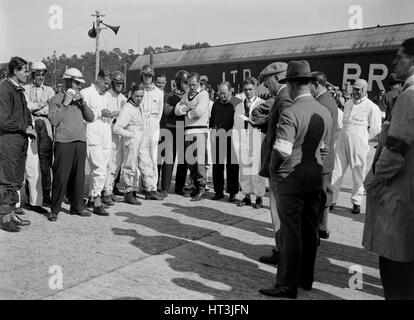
[0,147,383,300]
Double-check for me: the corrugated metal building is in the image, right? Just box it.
[128,22,414,96]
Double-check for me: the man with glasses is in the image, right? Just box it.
[0,57,34,232]
[331,78,381,214]
[22,61,54,212]
[47,68,94,222]
[102,71,127,205]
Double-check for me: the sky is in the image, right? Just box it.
[1,0,414,62]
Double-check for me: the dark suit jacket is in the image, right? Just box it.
[251,86,292,177]
[270,95,333,194]
[316,91,338,173]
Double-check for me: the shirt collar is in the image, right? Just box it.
[276,85,287,96]
[353,96,368,105]
[93,83,105,95]
[7,78,25,92]
[403,74,414,91]
[315,88,327,100]
[294,93,312,101]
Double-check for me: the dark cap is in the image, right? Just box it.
[279,60,313,84]
[259,62,287,80]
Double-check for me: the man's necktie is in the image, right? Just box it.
[244,99,251,130]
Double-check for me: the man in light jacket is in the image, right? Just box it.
[175,73,210,201]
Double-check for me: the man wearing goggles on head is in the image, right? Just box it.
[23,61,55,209]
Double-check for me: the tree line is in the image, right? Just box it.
[0,42,211,87]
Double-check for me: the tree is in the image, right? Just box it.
[181,42,211,50]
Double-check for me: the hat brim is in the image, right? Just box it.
[279,76,314,84]
[74,78,86,84]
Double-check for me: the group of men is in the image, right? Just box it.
[1,37,414,300]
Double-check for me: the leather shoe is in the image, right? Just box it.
[259,251,280,265]
[352,204,361,215]
[48,212,58,222]
[70,209,91,217]
[237,196,251,207]
[174,189,185,195]
[125,192,142,205]
[300,283,312,291]
[160,190,169,198]
[93,205,109,216]
[259,285,297,299]
[212,193,224,200]
[228,194,237,202]
[11,215,31,226]
[319,229,330,239]
[254,197,263,209]
[191,190,205,201]
[145,191,164,200]
[14,207,25,215]
[102,195,114,206]
[190,189,199,198]
[0,220,21,232]
[26,204,48,214]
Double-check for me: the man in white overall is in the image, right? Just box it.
[102,71,127,205]
[331,79,382,214]
[82,70,112,216]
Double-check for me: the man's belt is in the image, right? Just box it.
[33,114,48,118]
[184,125,208,131]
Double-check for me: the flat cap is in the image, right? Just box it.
[259,62,288,79]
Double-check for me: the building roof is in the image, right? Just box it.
[130,22,414,71]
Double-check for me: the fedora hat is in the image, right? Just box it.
[279,60,313,83]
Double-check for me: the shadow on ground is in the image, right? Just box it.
[162,203,274,239]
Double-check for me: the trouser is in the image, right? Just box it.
[379,256,414,300]
[103,135,123,195]
[331,142,367,206]
[0,134,28,221]
[269,178,281,251]
[174,128,189,191]
[158,127,188,192]
[185,133,207,190]
[212,135,239,195]
[34,116,53,201]
[275,190,323,289]
[120,132,156,193]
[319,172,332,230]
[24,138,43,206]
[51,141,87,213]
[86,127,112,198]
[240,173,266,197]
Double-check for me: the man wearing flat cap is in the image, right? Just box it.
[251,61,292,265]
[259,60,332,299]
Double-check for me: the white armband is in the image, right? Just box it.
[274,139,293,155]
